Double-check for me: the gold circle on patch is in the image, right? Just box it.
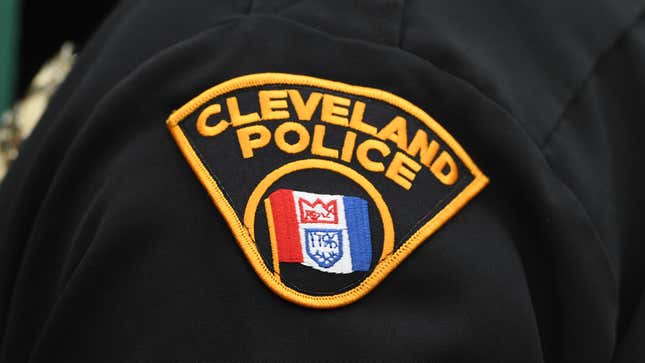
[166,73,489,308]
[243,159,395,280]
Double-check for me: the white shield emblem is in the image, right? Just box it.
[305,229,343,268]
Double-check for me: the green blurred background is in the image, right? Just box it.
[0,0,118,118]
[0,0,19,115]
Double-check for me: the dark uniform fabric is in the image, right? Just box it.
[16,0,119,96]
[1,0,645,361]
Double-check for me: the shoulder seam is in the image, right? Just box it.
[541,6,645,149]
[391,38,621,288]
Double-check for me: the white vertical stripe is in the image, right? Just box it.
[291,190,354,274]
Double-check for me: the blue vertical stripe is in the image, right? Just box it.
[343,196,372,271]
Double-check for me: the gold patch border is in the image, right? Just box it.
[167,73,489,309]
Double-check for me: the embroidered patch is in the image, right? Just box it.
[167,73,488,308]
[266,189,372,274]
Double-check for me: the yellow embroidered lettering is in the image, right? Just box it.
[167,73,489,309]
[237,125,271,158]
[196,104,229,137]
[385,152,422,190]
[377,116,408,150]
[228,96,260,127]
[349,101,377,136]
[356,139,391,172]
[259,90,290,120]
[288,90,322,121]
[274,122,310,154]
[321,94,350,126]
[340,131,357,163]
[430,151,459,185]
[311,125,339,159]
[407,129,439,167]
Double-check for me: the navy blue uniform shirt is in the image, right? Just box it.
[1,1,645,361]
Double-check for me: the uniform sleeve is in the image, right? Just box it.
[0,1,250,361]
[541,15,645,363]
[1,0,645,362]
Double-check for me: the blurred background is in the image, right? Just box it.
[0,0,118,179]
[1,0,118,110]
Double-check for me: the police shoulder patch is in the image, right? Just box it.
[167,73,488,308]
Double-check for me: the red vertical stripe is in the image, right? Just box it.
[268,189,303,263]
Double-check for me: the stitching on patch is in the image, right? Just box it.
[167,73,488,308]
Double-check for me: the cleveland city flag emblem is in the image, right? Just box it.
[167,73,488,308]
[266,189,372,274]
